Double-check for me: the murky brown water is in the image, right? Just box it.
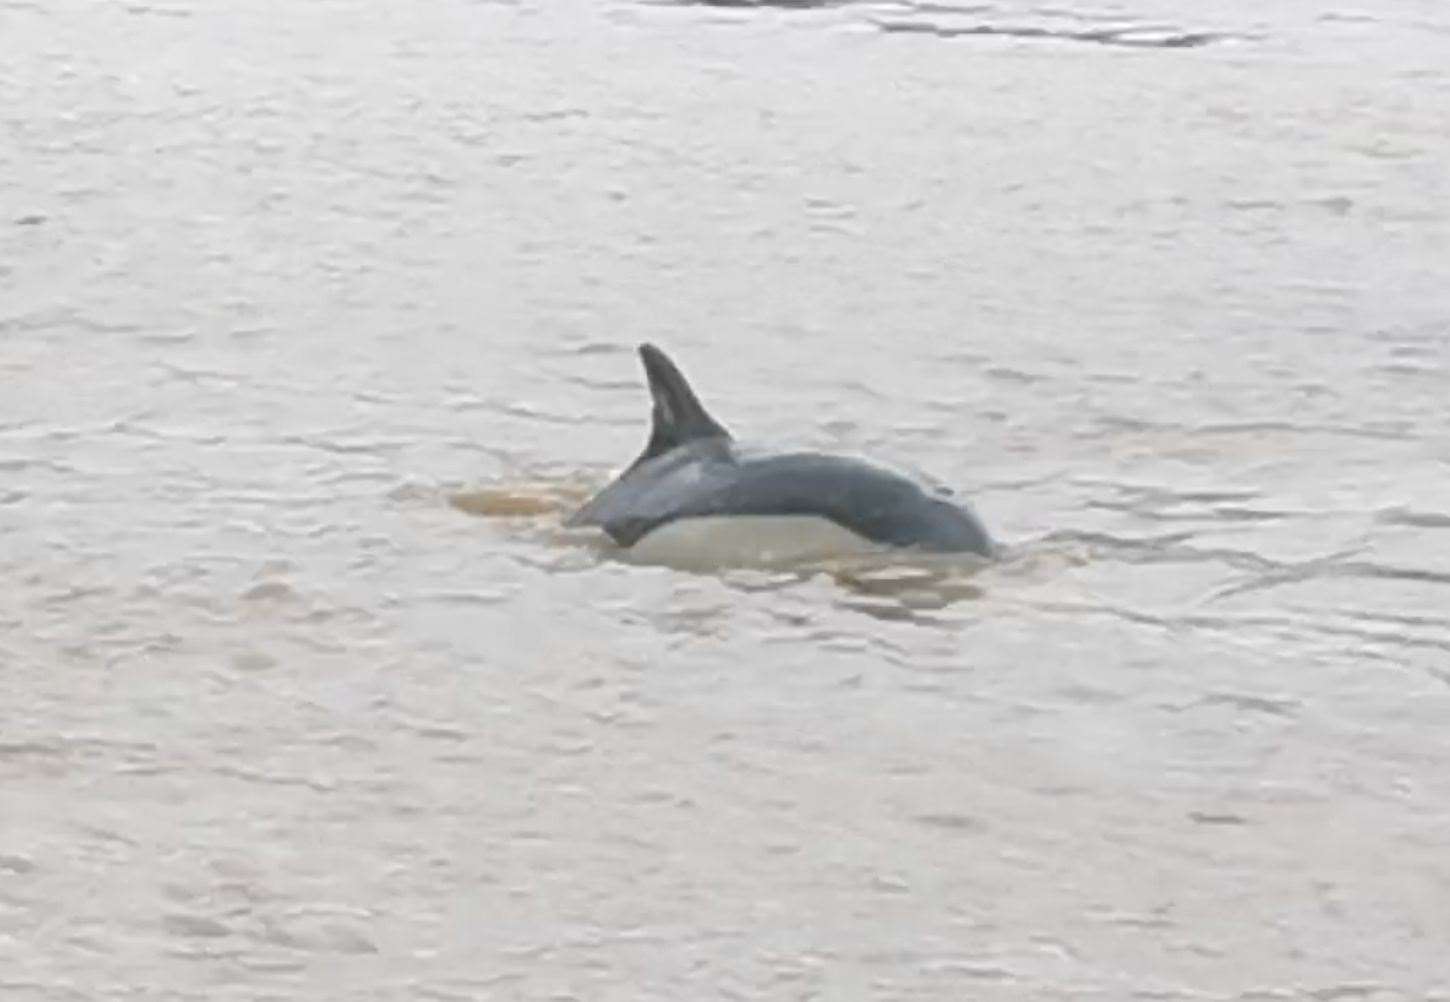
[4,0,1450,997]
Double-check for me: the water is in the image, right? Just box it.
[3,0,1449,997]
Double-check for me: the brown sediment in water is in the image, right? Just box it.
[448,486,572,518]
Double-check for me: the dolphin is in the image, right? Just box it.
[567,344,994,565]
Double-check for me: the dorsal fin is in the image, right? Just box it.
[631,343,730,468]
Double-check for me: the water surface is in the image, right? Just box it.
[4,0,1450,997]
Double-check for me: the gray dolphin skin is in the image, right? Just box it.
[567,344,994,558]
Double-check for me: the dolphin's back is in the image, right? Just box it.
[571,440,994,557]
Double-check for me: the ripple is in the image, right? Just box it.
[163,914,232,939]
[258,916,377,954]
[654,0,854,7]
[646,0,1236,49]
[1188,811,1248,825]
[1377,507,1450,529]
[913,812,982,831]
[874,19,1227,48]
[280,433,413,456]
[1210,558,1450,602]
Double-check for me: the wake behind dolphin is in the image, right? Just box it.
[567,345,994,567]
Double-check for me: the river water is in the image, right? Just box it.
[4,0,1450,997]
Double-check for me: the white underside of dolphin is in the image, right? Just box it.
[567,344,994,565]
[624,514,886,570]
